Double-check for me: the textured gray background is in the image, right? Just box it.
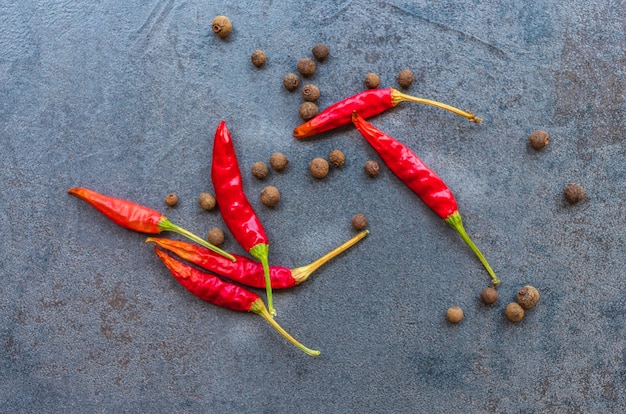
[1,1,624,413]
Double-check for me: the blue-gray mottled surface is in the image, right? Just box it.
[1,1,624,412]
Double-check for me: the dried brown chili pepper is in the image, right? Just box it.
[146,230,368,289]
[67,187,235,261]
[351,112,499,286]
[211,121,276,315]
[154,246,320,356]
[293,88,481,138]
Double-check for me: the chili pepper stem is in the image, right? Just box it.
[291,230,369,283]
[249,243,275,316]
[390,89,483,123]
[445,211,500,286]
[157,218,236,262]
[250,298,320,357]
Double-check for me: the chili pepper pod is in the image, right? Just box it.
[351,112,500,286]
[67,187,235,262]
[153,246,320,357]
[146,229,369,289]
[293,88,482,138]
[211,121,276,315]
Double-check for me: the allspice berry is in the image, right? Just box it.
[505,302,525,322]
[164,193,178,207]
[351,213,367,230]
[297,58,316,77]
[397,69,414,88]
[516,285,540,309]
[529,130,549,150]
[207,228,225,246]
[283,73,300,91]
[480,287,499,305]
[311,44,329,61]
[269,152,289,171]
[364,72,380,89]
[301,84,320,102]
[364,160,380,177]
[298,102,318,120]
[564,183,585,204]
[211,16,232,38]
[251,50,266,67]
[198,192,216,211]
[251,161,269,179]
[446,306,464,323]
[309,157,329,179]
[328,149,346,168]
[260,186,281,207]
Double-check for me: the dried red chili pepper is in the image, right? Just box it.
[293,88,481,138]
[211,121,276,315]
[68,187,235,262]
[154,246,320,356]
[351,112,500,286]
[146,230,368,289]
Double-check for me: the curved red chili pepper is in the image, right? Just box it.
[351,112,499,286]
[293,88,482,138]
[67,187,235,261]
[154,246,320,356]
[146,230,368,289]
[211,121,276,315]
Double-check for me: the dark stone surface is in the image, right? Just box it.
[1,1,624,412]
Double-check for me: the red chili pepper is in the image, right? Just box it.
[146,230,369,289]
[68,187,235,262]
[211,121,276,315]
[351,112,499,286]
[154,246,320,356]
[293,88,482,138]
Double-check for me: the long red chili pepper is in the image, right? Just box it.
[68,187,235,262]
[293,88,482,138]
[153,246,320,356]
[351,112,500,286]
[211,121,276,315]
[146,230,369,289]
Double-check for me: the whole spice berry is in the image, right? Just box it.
[446,306,464,323]
[529,130,549,150]
[311,44,329,61]
[328,149,346,168]
[505,302,525,323]
[283,73,300,91]
[211,15,232,38]
[251,161,269,179]
[269,152,289,172]
[260,186,281,207]
[364,72,380,89]
[351,213,367,230]
[397,69,414,88]
[364,160,380,177]
[299,102,319,120]
[301,84,321,102]
[480,287,499,305]
[251,50,267,67]
[164,193,178,207]
[207,227,225,246]
[309,157,329,179]
[516,285,540,309]
[198,192,217,211]
[297,58,316,77]
[564,183,585,204]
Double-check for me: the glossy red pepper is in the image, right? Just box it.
[211,121,276,315]
[146,230,369,289]
[154,246,320,356]
[67,187,235,261]
[351,112,499,286]
[293,88,482,138]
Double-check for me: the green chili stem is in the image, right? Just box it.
[158,218,236,262]
[250,299,320,357]
[249,243,274,316]
[390,89,483,123]
[445,211,500,286]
